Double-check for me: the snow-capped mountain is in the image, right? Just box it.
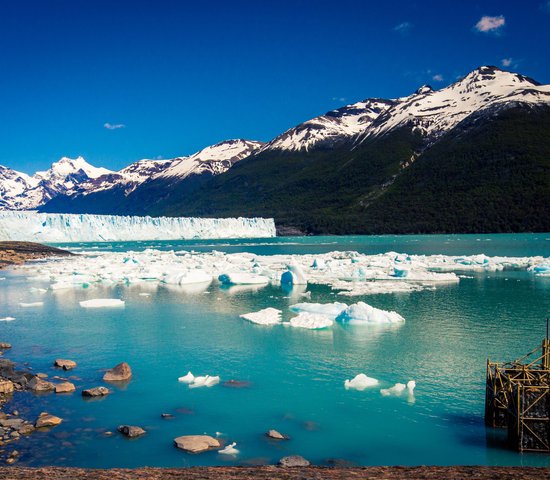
[262,99,394,152]
[158,139,263,180]
[261,66,550,153]
[360,66,550,142]
[2,66,549,219]
[0,165,39,210]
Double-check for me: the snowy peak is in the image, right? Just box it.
[363,66,550,140]
[0,165,39,210]
[263,98,394,152]
[158,139,264,179]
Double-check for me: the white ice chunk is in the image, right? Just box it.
[337,302,405,324]
[240,307,282,326]
[344,374,379,390]
[19,302,43,307]
[219,442,239,455]
[0,317,15,322]
[79,299,125,308]
[380,383,406,396]
[289,312,333,329]
[188,374,220,389]
[163,269,212,285]
[218,273,270,285]
[178,372,195,383]
[289,302,348,318]
[281,260,308,285]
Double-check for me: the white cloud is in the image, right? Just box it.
[432,74,444,82]
[104,122,125,130]
[393,22,412,35]
[501,57,512,67]
[474,15,505,33]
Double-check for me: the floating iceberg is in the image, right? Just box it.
[19,302,43,307]
[79,299,125,308]
[218,273,270,285]
[289,312,333,330]
[381,380,416,397]
[337,302,405,324]
[344,374,379,390]
[163,270,212,285]
[289,302,348,318]
[219,442,239,455]
[187,375,220,389]
[178,372,195,383]
[0,317,15,322]
[0,212,276,242]
[240,308,282,326]
[281,261,308,285]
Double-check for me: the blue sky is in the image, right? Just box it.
[1,0,549,174]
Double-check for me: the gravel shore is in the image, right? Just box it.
[0,466,549,479]
[0,241,72,269]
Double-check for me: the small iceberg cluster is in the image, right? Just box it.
[178,371,220,388]
[344,374,379,391]
[380,380,416,397]
[218,272,269,285]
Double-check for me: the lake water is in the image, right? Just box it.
[1,233,550,467]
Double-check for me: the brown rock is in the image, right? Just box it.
[279,455,310,467]
[266,429,288,440]
[0,343,11,350]
[28,376,55,392]
[54,359,77,371]
[0,380,14,394]
[82,386,110,397]
[35,412,62,428]
[117,425,146,438]
[55,382,76,393]
[103,362,132,382]
[174,435,220,453]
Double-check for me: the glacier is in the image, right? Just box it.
[0,212,276,242]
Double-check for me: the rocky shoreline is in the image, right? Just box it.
[0,241,72,269]
[0,466,549,479]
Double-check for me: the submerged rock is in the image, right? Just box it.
[266,429,289,440]
[55,382,76,393]
[82,386,110,397]
[35,412,62,428]
[222,379,251,389]
[117,425,146,438]
[161,413,174,419]
[54,359,77,371]
[174,435,220,453]
[279,455,310,467]
[103,362,132,382]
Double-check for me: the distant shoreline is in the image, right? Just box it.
[0,241,72,269]
[1,466,549,479]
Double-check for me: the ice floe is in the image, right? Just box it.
[240,308,282,326]
[11,249,548,299]
[289,302,348,317]
[79,299,125,308]
[337,302,405,324]
[344,374,379,390]
[19,302,43,307]
[381,380,416,397]
[178,371,220,388]
[289,312,333,330]
[0,317,16,322]
[219,442,239,455]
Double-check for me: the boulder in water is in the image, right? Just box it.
[103,362,132,382]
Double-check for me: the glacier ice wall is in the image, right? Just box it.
[0,212,276,242]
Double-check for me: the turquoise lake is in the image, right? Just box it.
[1,233,550,467]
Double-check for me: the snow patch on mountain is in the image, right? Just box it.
[158,139,263,179]
[262,99,394,152]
